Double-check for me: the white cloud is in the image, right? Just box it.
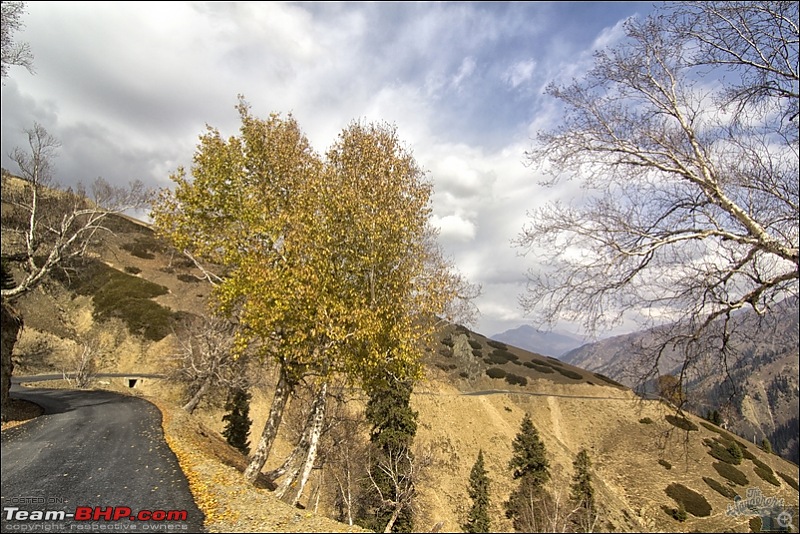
[451,57,477,90]
[431,214,477,242]
[503,59,536,88]
[592,17,632,50]
[430,151,485,198]
[1,1,656,339]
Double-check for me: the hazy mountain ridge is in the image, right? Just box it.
[489,324,586,357]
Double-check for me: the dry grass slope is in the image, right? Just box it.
[3,210,798,533]
[151,396,369,533]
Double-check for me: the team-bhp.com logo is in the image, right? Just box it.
[4,506,188,529]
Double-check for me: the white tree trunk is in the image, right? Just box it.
[289,381,328,506]
[244,367,293,483]
[275,381,328,502]
[383,505,403,534]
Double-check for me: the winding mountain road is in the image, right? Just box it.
[1,385,205,533]
[1,373,653,534]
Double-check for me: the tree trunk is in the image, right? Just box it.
[268,441,305,483]
[244,366,293,484]
[1,302,23,422]
[342,467,354,525]
[311,468,323,513]
[333,471,353,525]
[275,381,328,501]
[289,381,328,506]
[267,395,320,482]
[384,505,403,534]
[276,453,304,500]
[182,376,211,414]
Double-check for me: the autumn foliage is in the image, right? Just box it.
[152,97,472,485]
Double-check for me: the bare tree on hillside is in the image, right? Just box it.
[2,123,152,298]
[364,444,434,534]
[517,2,798,393]
[325,400,370,525]
[169,313,254,414]
[61,339,100,389]
[1,122,151,420]
[1,1,34,80]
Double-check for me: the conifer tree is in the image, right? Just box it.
[704,410,722,425]
[357,376,418,533]
[508,413,549,483]
[222,387,252,456]
[464,449,491,533]
[728,440,743,465]
[761,438,773,454]
[710,410,722,426]
[569,449,598,532]
[504,413,550,532]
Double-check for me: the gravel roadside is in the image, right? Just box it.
[2,388,370,534]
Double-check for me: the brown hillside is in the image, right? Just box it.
[560,302,800,465]
[4,211,798,533]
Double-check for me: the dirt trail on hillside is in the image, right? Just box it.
[547,395,564,443]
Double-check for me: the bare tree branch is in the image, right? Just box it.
[2,123,154,301]
[168,313,252,414]
[1,1,34,81]
[517,1,799,391]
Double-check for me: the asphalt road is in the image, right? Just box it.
[10,373,166,383]
[1,386,206,533]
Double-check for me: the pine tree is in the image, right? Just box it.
[463,449,491,533]
[761,438,773,454]
[728,440,743,465]
[711,410,722,426]
[504,413,550,532]
[704,409,722,425]
[508,413,549,483]
[222,387,252,456]
[569,449,597,532]
[356,376,418,533]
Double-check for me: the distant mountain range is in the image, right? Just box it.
[559,298,800,464]
[489,324,585,357]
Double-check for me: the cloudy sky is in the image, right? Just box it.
[1,1,658,339]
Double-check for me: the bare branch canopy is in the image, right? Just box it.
[516,1,798,385]
[1,123,153,301]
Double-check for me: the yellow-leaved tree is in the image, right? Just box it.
[151,97,477,489]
